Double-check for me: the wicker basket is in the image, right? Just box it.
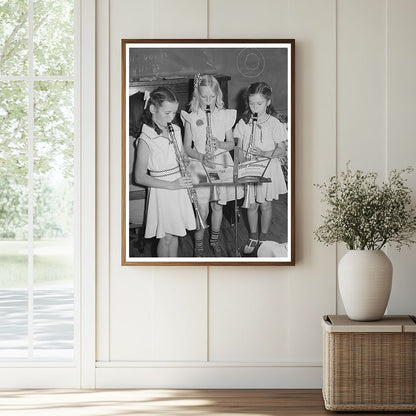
[322,315,416,411]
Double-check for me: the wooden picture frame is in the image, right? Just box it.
[122,39,295,265]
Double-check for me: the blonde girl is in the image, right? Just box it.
[181,74,240,257]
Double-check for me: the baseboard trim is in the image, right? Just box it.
[0,367,80,388]
[96,360,321,368]
[96,365,323,388]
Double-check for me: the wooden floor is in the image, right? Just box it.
[0,389,413,415]
[130,193,288,258]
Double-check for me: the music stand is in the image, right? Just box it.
[194,151,271,257]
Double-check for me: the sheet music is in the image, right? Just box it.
[193,157,270,186]
[237,158,269,180]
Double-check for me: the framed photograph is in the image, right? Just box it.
[122,39,295,265]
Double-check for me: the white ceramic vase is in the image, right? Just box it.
[338,250,393,321]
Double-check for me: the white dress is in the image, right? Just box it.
[139,124,196,239]
[181,108,243,205]
[233,115,287,203]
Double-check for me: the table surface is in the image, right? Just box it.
[323,314,416,333]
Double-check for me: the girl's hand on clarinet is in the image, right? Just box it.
[212,137,221,150]
[172,176,193,189]
[181,153,191,168]
[274,145,286,158]
[251,147,265,157]
[202,154,216,169]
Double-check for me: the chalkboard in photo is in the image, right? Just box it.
[129,48,217,81]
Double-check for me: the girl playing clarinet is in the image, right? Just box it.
[234,82,287,255]
[181,74,241,257]
[135,87,196,257]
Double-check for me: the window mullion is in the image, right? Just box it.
[27,0,34,359]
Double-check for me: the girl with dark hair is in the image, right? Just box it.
[234,82,288,255]
[135,87,196,257]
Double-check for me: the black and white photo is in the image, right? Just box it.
[122,40,295,265]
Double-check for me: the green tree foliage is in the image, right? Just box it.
[33,0,74,75]
[0,177,27,238]
[0,82,28,178]
[0,0,28,75]
[0,82,28,238]
[34,81,74,177]
[34,177,73,239]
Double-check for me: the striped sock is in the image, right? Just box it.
[194,239,204,256]
[210,229,220,247]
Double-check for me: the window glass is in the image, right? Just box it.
[0,1,29,75]
[33,81,74,282]
[0,81,29,359]
[0,1,76,362]
[33,0,74,76]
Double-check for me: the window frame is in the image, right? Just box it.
[0,0,96,388]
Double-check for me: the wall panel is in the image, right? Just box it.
[337,0,387,172]
[103,0,209,363]
[95,0,416,388]
[209,268,290,361]
[209,0,290,38]
[336,0,387,313]
[386,0,416,313]
[97,0,336,387]
[110,269,207,361]
[209,0,337,364]
[285,0,337,361]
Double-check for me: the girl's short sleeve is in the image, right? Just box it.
[233,119,245,140]
[172,124,183,150]
[180,110,192,125]
[224,109,237,131]
[138,133,151,149]
[272,118,288,143]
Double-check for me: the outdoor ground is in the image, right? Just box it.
[0,240,74,360]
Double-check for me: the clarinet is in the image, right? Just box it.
[242,113,258,208]
[167,123,207,230]
[244,112,258,161]
[205,104,218,157]
[204,104,221,201]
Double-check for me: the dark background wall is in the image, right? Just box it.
[129,46,288,115]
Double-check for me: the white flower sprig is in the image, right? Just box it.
[314,164,416,250]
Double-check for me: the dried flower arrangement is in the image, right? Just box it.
[314,164,416,250]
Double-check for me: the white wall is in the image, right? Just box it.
[95,0,416,388]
